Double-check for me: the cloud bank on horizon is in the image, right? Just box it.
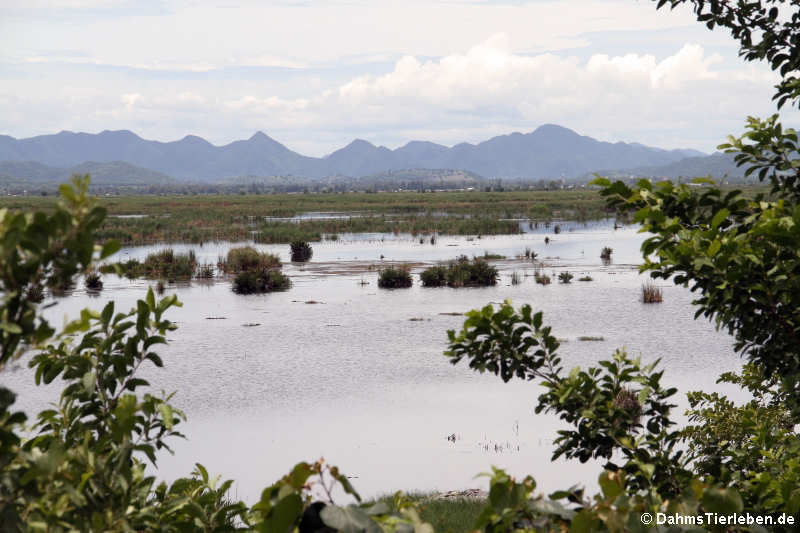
[1,0,798,156]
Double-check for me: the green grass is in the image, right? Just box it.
[578,336,605,341]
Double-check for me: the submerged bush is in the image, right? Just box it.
[290,240,313,262]
[578,275,593,282]
[420,265,448,287]
[420,256,499,288]
[600,246,613,263]
[447,256,498,287]
[558,271,573,284]
[232,269,291,294]
[221,246,280,273]
[378,267,413,288]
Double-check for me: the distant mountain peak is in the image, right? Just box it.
[531,124,579,136]
[249,131,272,141]
[347,139,376,148]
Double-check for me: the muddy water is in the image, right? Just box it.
[2,223,743,502]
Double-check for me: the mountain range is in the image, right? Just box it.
[0,124,713,184]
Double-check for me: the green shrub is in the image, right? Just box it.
[221,246,280,273]
[558,271,573,284]
[420,265,448,287]
[600,246,613,261]
[578,275,593,282]
[232,269,291,294]
[378,267,413,288]
[290,240,313,262]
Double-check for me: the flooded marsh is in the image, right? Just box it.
[3,221,743,502]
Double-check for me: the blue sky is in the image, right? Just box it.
[1,0,797,155]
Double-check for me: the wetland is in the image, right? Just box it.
[3,213,742,502]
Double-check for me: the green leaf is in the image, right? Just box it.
[711,208,730,230]
[320,505,382,533]
[702,487,743,515]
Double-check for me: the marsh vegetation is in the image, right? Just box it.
[0,189,618,245]
[641,281,663,303]
[419,256,499,288]
[290,240,313,262]
[378,266,413,288]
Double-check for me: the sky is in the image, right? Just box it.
[1,0,798,156]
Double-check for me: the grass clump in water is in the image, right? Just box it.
[114,249,197,280]
[642,281,663,303]
[482,251,506,260]
[510,271,522,285]
[220,246,280,274]
[558,271,574,284]
[578,275,593,282]
[84,271,103,290]
[534,266,551,285]
[83,270,103,291]
[420,256,499,288]
[578,336,605,341]
[290,240,313,262]
[600,246,613,260]
[378,266,413,288]
[232,269,291,294]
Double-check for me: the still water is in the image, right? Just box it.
[3,222,743,502]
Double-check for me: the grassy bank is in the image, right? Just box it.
[0,186,767,245]
[0,189,616,245]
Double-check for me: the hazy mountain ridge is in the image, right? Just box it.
[0,125,706,182]
[622,152,745,179]
[0,160,176,187]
